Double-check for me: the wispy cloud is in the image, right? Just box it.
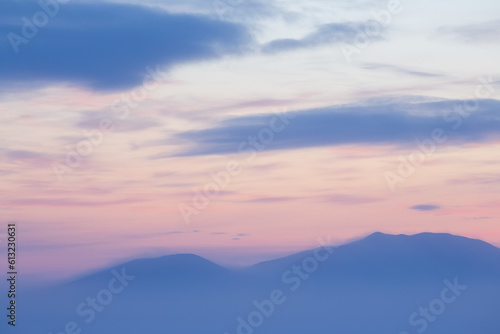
[448,173,500,185]
[0,170,15,176]
[75,111,162,132]
[2,149,54,167]
[5,150,48,161]
[410,204,441,212]
[167,99,500,156]
[5,198,146,207]
[322,194,380,204]
[261,22,382,54]
[247,196,299,203]
[156,0,284,22]
[439,20,500,43]
[362,63,443,78]
[243,194,378,204]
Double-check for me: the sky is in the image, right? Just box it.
[1,0,500,282]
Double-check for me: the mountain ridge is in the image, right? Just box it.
[72,231,500,281]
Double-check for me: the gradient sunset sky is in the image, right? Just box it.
[1,0,500,282]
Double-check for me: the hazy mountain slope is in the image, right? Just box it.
[15,232,500,334]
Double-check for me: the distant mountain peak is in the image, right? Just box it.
[126,252,227,272]
[152,253,212,263]
[362,231,473,242]
[362,231,408,241]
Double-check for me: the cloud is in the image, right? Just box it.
[410,205,441,212]
[18,241,112,252]
[261,22,382,54]
[191,98,297,114]
[0,0,251,91]
[123,230,206,239]
[242,194,378,204]
[2,149,54,166]
[117,0,282,22]
[166,98,500,156]
[6,198,146,207]
[439,20,500,43]
[75,111,162,132]
[153,172,177,178]
[248,196,299,203]
[5,150,48,160]
[362,63,443,78]
[152,0,283,22]
[322,194,380,204]
[448,173,500,185]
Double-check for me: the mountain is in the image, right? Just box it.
[13,232,500,334]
